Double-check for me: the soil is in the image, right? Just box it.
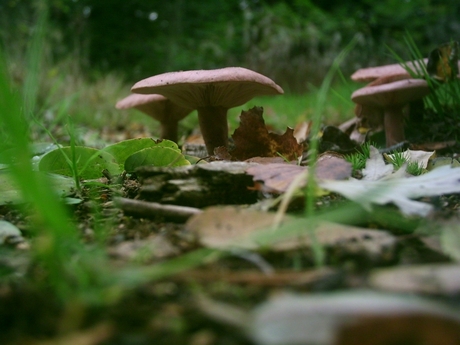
[1,163,460,345]
[1,115,460,344]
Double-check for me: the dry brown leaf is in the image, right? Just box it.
[369,263,460,295]
[337,314,460,345]
[244,156,289,164]
[316,153,352,180]
[245,154,351,193]
[230,106,303,161]
[251,291,460,345]
[185,206,396,258]
[246,163,306,193]
[293,120,311,143]
[108,234,179,262]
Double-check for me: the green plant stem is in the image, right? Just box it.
[304,36,358,267]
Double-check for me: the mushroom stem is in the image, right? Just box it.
[197,106,229,154]
[160,120,179,142]
[383,106,406,147]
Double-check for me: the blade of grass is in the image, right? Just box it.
[22,1,48,121]
[304,36,358,266]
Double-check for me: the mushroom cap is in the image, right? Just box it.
[351,59,428,82]
[351,78,430,108]
[116,93,167,109]
[131,67,284,109]
[116,93,193,122]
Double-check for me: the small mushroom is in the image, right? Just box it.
[351,75,430,147]
[131,67,284,154]
[116,93,193,142]
[351,59,428,83]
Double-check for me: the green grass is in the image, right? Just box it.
[3,5,457,344]
[228,82,357,131]
[0,4,378,337]
[14,47,358,148]
[389,33,460,126]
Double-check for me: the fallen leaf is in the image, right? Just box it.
[293,120,311,144]
[362,146,394,180]
[336,313,460,345]
[440,223,460,261]
[246,163,306,193]
[245,154,351,194]
[319,126,358,154]
[250,291,460,345]
[185,206,396,259]
[369,263,460,295]
[319,165,460,216]
[427,156,460,170]
[244,157,289,164]
[385,149,435,169]
[316,153,352,180]
[230,107,303,161]
[108,234,179,262]
[0,220,22,245]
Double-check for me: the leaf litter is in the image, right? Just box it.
[3,98,460,345]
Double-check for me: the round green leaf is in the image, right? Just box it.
[0,170,76,205]
[124,147,190,172]
[104,138,180,167]
[39,146,121,179]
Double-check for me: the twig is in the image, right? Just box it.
[115,197,202,222]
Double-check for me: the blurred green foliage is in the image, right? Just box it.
[1,0,459,92]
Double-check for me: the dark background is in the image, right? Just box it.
[1,0,459,92]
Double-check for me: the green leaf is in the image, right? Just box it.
[0,171,21,205]
[184,155,207,165]
[0,170,76,205]
[104,138,180,168]
[124,147,190,172]
[39,146,121,179]
[0,220,22,244]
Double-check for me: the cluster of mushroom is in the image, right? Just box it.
[351,55,460,147]
[116,67,284,154]
[116,61,452,152]
[350,60,431,147]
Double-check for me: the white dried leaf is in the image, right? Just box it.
[319,165,460,216]
[251,291,460,345]
[386,149,435,169]
[0,220,22,244]
[440,224,460,262]
[362,146,394,180]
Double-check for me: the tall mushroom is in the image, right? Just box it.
[351,76,430,147]
[131,67,284,154]
[116,93,193,142]
[353,74,410,133]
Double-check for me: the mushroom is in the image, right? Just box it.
[116,93,193,142]
[131,67,284,154]
[351,59,460,83]
[351,59,428,83]
[351,75,430,147]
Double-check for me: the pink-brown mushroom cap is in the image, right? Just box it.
[351,59,428,83]
[116,93,192,123]
[351,78,430,147]
[351,78,430,107]
[116,93,193,141]
[130,67,284,154]
[131,67,284,109]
